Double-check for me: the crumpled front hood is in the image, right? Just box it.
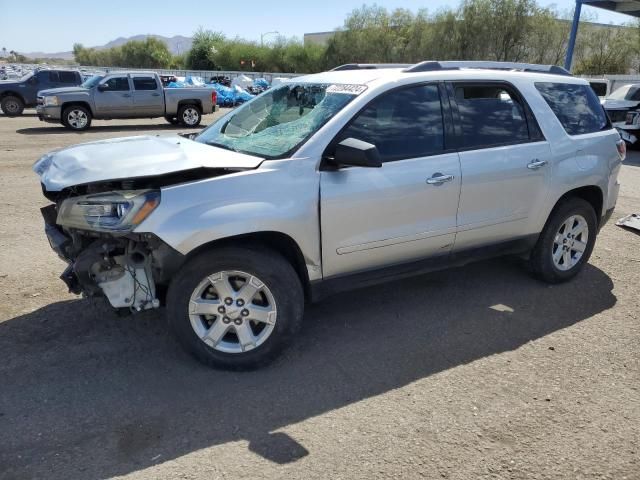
[34,135,264,191]
[603,99,640,110]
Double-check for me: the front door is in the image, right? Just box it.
[446,81,552,250]
[94,75,133,117]
[320,83,462,278]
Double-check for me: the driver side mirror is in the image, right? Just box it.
[97,83,108,92]
[326,138,382,169]
[28,77,38,85]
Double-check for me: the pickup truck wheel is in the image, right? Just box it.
[529,197,597,283]
[1,96,24,116]
[178,104,202,127]
[164,115,179,125]
[62,105,92,131]
[167,246,304,370]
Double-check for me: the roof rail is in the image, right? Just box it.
[331,63,412,71]
[404,61,571,76]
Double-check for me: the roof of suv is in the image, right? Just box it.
[294,67,587,87]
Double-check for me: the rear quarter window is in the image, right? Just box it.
[535,82,611,136]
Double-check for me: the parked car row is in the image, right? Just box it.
[0,69,218,130]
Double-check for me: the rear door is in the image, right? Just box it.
[132,75,164,116]
[446,81,552,251]
[320,83,462,278]
[58,71,81,87]
[94,75,133,117]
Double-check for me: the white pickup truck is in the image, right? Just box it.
[36,71,217,131]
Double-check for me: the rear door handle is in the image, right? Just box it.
[426,173,455,185]
[122,93,131,98]
[151,93,161,96]
[527,159,547,170]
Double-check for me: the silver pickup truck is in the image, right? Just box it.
[36,71,217,131]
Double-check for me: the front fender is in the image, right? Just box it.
[135,161,322,278]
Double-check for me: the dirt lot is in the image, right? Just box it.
[0,111,638,480]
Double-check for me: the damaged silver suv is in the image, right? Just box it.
[35,61,624,370]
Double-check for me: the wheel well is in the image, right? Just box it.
[185,232,312,300]
[557,186,604,221]
[0,91,25,103]
[178,100,202,111]
[61,101,93,116]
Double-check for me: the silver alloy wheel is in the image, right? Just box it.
[182,107,199,126]
[4,99,20,113]
[67,109,88,129]
[188,270,277,354]
[552,214,589,271]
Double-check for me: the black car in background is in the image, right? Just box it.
[0,69,82,116]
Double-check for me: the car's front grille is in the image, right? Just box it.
[606,109,629,123]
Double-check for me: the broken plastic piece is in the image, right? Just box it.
[616,213,640,234]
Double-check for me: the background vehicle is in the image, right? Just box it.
[36,71,217,131]
[602,83,640,145]
[34,61,623,370]
[0,69,82,116]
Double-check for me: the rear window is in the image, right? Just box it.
[535,82,610,136]
[454,84,538,149]
[133,77,158,90]
[59,71,77,83]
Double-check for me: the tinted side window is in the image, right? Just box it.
[133,77,158,90]
[102,77,130,91]
[59,71,77,83]
[454,84,529,149]
[535,82,610,135]
[337,84,444,162]
[47,71,60,83]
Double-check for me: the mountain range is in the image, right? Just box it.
[20,35,193,60]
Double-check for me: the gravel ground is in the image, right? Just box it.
[0,111,638,480]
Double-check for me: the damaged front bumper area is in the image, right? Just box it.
[41,204,183,312]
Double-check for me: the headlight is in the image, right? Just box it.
[43,96,59,106]
[57,190,160,233]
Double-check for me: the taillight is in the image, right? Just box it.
[616,138,626,161]
[211,91,217,105]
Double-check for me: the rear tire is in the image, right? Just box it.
[178,104,202,127]
[62,105,92,131]
[167,246,304,370]
[1,96,24,116]
[529,197,597,283]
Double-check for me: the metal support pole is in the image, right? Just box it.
[564,0,583,71]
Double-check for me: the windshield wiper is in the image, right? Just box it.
[205,141,238,152]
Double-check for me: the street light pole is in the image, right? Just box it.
[261,31,279,47]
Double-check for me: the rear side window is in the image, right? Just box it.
[59,71,77,83]
[454,84,532,149]
[535,82,610,136]
[47,71,59,82]
[101,77,130,91]
[133,77,158,90]
[337,84,445,162]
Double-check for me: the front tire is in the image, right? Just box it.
[62,105,92,131]
[529,197,597,283]
[1,96,24,116]
[178,104,202,127]
[167,246,304,370]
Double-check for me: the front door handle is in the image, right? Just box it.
[122,93,131,98]
[527,159,547,170]
[151,93,161,96]
[426,173,455,185]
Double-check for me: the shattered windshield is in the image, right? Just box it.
[196,83,364,159]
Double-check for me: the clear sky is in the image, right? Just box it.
[0,0,636,54]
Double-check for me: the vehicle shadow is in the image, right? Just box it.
[15,124,206,135]
[0,259,616,479]
[624,149,640,167]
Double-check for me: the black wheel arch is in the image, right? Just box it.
[61,101,94,116]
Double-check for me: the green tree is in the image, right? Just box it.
[186,28,224,70]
